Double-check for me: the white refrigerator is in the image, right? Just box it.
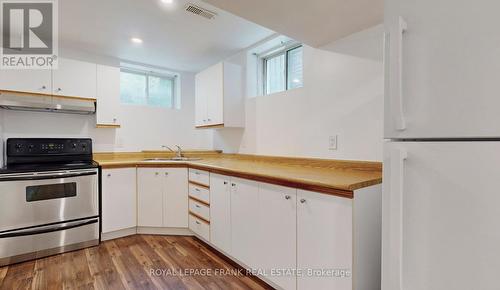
[383,0,500,290]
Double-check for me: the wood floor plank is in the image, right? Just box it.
[0,235,272,290]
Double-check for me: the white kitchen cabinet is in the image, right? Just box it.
[230,177,260,269]
[195,62,243,128]
[138,168,188,228]
[102,168,137,233]
[297,189,353,290]
[209,173,232,253]
[258,183,297,290]
[163,168,188,228]
[96,64,121,127]
[137,168,164,227]
[0,69,51,94]
[52,58,96,99]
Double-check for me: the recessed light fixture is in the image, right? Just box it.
[130,37,143,44]
[161,0,173,4]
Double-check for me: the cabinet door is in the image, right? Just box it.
[210,173,231,253]
[385,0,500,138]
[0,69,51,94]
[102,168,137,233]
[297,190,353,290]
[259,183,297,290]
[205,62,224,125]
[163,168,188,228]
[137,168,164,227]
[230,177,260,269]
[195,71,208,126]
[96,65,121,125]
[52,58,96,98]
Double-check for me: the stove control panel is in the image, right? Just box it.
[7,138,92,156]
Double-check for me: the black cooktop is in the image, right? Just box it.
[0,161,99,174]
[1,138,97,174]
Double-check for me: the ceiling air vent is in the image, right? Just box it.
[185,3,217,20]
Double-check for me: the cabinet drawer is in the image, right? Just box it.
[189,169,210,186]
[189,199,210,221]
[189,214,210,241]
[188,183,210,204]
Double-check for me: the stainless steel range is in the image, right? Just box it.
[0,138,99,266]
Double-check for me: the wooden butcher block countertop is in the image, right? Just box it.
[94,151,382,198]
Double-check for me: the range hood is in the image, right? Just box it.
[0,90,96,115]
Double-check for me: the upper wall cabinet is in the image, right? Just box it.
[0,69,52,95]
[195,62,244,128]
[96,65,121,127]
[0,57,96,100]
[52,58,96,99]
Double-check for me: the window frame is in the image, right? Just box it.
[263,44,303,95]
[120,68,177,108]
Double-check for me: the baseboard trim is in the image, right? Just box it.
[101,227,137,241]
[136,227,193,236]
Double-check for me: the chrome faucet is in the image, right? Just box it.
[161,145,175,152]
[175,145,183,158]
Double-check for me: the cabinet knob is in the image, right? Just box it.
[113,118,117,123]
[231,183,236,187]
[203,119,207,122]
[300,199,306,204]
[195,188,200,192]
[195,221,201,225]
[285,195,291,200]
[41,85,46,90]
[107,173,111,177]
[195,204,201,208]
[223,181,228,185]
[56,88,62,92]
[165,172,169,176]
[207,118,211,121]
[155,172,159,176]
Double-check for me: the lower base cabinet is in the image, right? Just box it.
[258,183,297,290]
[297,190,353,290]
[102,168,137,233]
[138,168,188,228]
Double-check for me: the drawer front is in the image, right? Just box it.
[188,183,210,204]
[189,199,210,221]
[188,169,210,187]
[189,214,210,241]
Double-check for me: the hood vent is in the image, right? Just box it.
[0,91,96,115]
[185,3,217,19]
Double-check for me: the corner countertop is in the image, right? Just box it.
[94,151,382,198]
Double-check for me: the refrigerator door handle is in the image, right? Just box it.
[390,148,407,290]
[388,16,408,131]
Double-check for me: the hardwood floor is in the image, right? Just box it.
[0,235,272,290]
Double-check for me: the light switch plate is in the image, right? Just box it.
[329,135,337,150]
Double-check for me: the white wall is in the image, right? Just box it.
[214,25,384,161]
[0,48,213,152]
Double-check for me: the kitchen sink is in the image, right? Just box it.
[142,157,202,162]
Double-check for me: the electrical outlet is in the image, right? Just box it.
[329,135,338,150]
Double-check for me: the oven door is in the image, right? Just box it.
[0,169,98,232]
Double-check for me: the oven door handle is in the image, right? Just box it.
[0,171,97,182]
[0,218,98,239]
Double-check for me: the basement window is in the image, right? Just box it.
[120,68,179,109]
[263,45,303,95]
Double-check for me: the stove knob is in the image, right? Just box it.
[28,144,34,150]
[15,143,23,149]
[72,143,77,149]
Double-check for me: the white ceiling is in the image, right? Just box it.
[59,0,274,72]
[202,0,383,47]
